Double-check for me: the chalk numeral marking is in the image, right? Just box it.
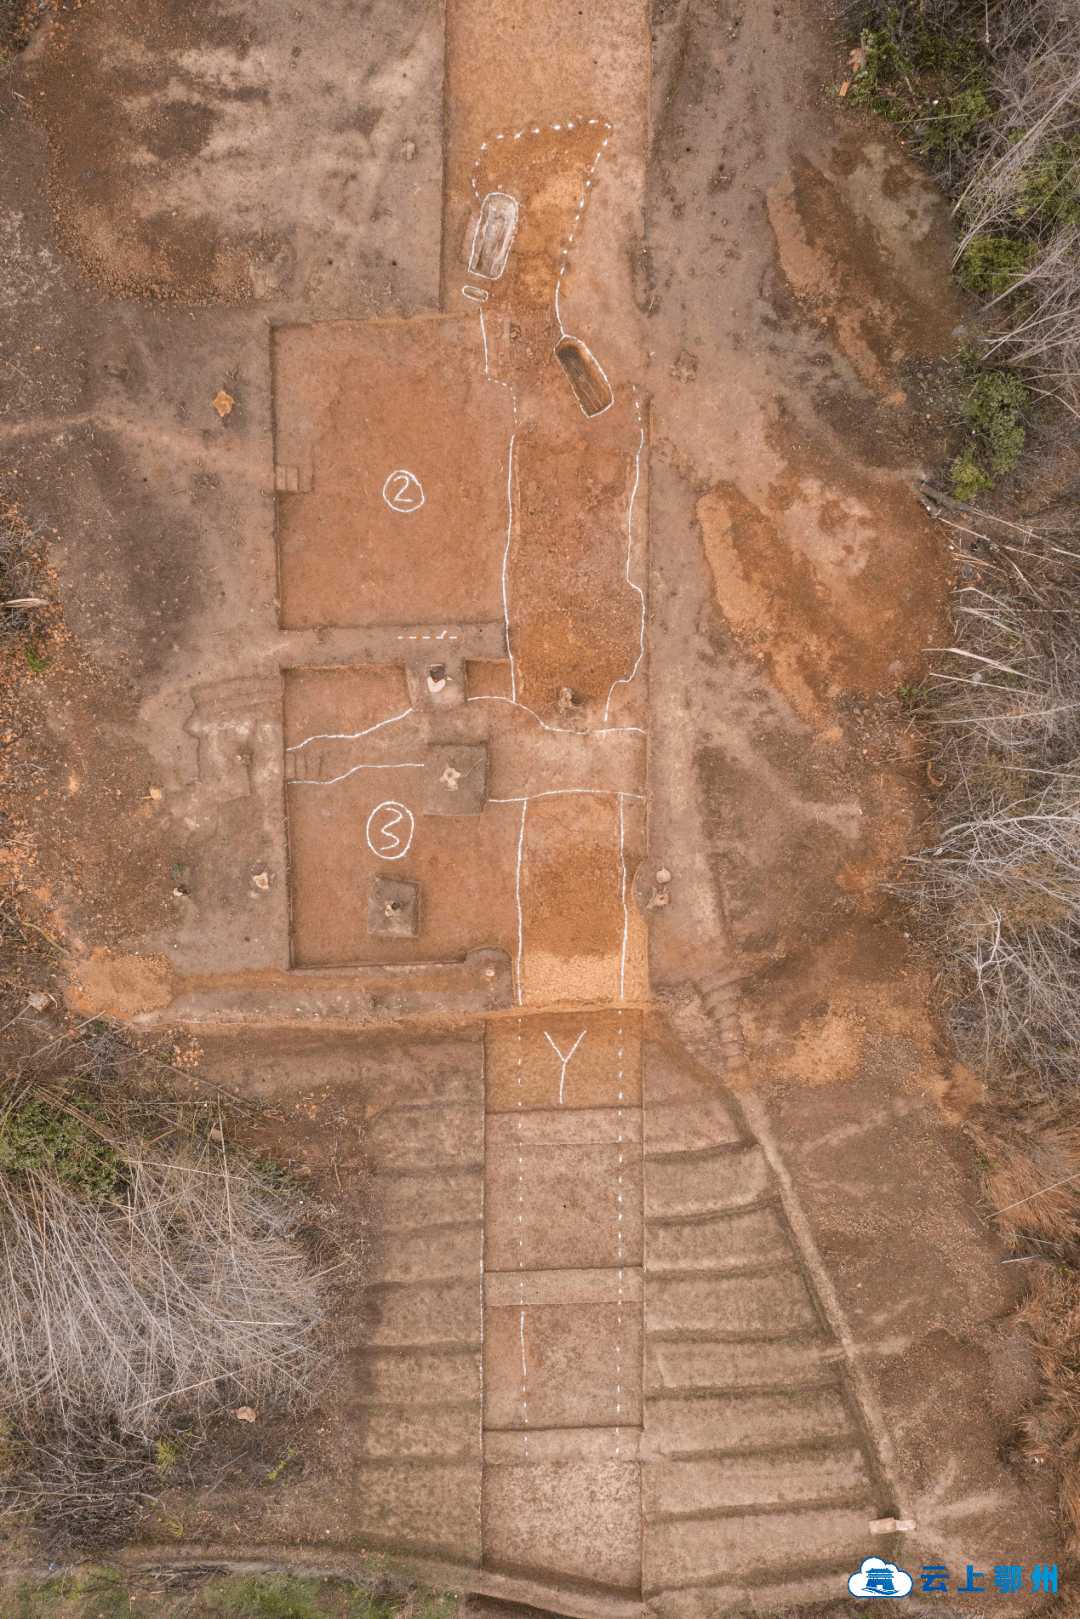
[382,469,425,513]
[366,801,415,860]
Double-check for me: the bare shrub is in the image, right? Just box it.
[0,1138,327,1434]
[892,517,1080,1086]
[901,501,1080,1545]
[0,1090,334,1551]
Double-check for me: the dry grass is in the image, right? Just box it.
[893,509,1080,1086]
[0,1129,327,1435]
[1015,1269,1080,1538]
[0,1070,338,1553]
[900,495,1080,1547]
[953,0,1080,404]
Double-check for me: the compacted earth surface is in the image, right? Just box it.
[0,0,1067,1612]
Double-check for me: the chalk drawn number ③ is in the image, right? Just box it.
[366,801,415,860]
[382,470,425,513]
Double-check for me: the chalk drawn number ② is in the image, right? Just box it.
[366,801,415,860]
[382,470,425,513]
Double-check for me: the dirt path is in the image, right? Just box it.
[0,0,1064,1610]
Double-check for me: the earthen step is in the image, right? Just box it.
[644,1388,853,1458]
[644,1097,742,1155]
[645,1268,817,1338]
[645,1207,791,1274]
[642,1446,874,1516]
[644,1145,771,1218]
[357,1399,481,1460]
[352,1345,480,1404]
[375,1167,483,1231]
[644,1505,877,1594]
[366,1219,481,1284]
[362,1277,482,1348]
[644,1338,842,1396]
[363,1101,484,1170]
[351,1458,481,1565]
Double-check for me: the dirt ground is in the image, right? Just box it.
[0,0,1069,1611]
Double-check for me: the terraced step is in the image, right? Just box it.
[644,1505,883,1595]
[640,1038,888,1615]
[644,1389,854,1458]
[348,1054,485,1567]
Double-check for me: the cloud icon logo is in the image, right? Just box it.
[847,1558,914,1598]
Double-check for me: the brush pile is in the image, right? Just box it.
[0,1085,331,1552]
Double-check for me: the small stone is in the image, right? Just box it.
[252,871,270,890]
[656,867,671,884]
[235,1406,257,1423]
[27,991,51,1011]
[213,389,234,418]
[401,139,416,161]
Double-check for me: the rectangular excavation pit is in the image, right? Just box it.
[272,316,515,630]
[283,664,519,967]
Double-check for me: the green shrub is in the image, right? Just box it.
[842,9,994,157]
[0,1096,125,1201]
[966,367,1029,468]
[950,362,1029,497]
[958,233,1034,295]
[951,445,996,499]
[1013,133,1080,232]
[154,1436,183,1470]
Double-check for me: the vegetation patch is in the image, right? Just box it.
[893,500,1080,1544]
[836,3,994,162]
[840,0,1080,475]
[949,353,1030,497]
[841,0,1080,1554]
[0,1055,339,1554]
[0,1566,461,1619]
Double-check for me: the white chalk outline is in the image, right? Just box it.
[514,800,528,1006]
[289,761,424,788]
[286,696,644,790]
[543,1028,587,1105]
[469,191,519,281]
[382,469,424,512]
[470,693,644,739]
[365,801,415,860]
[603,391,646,724]
[286,708,414,753]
